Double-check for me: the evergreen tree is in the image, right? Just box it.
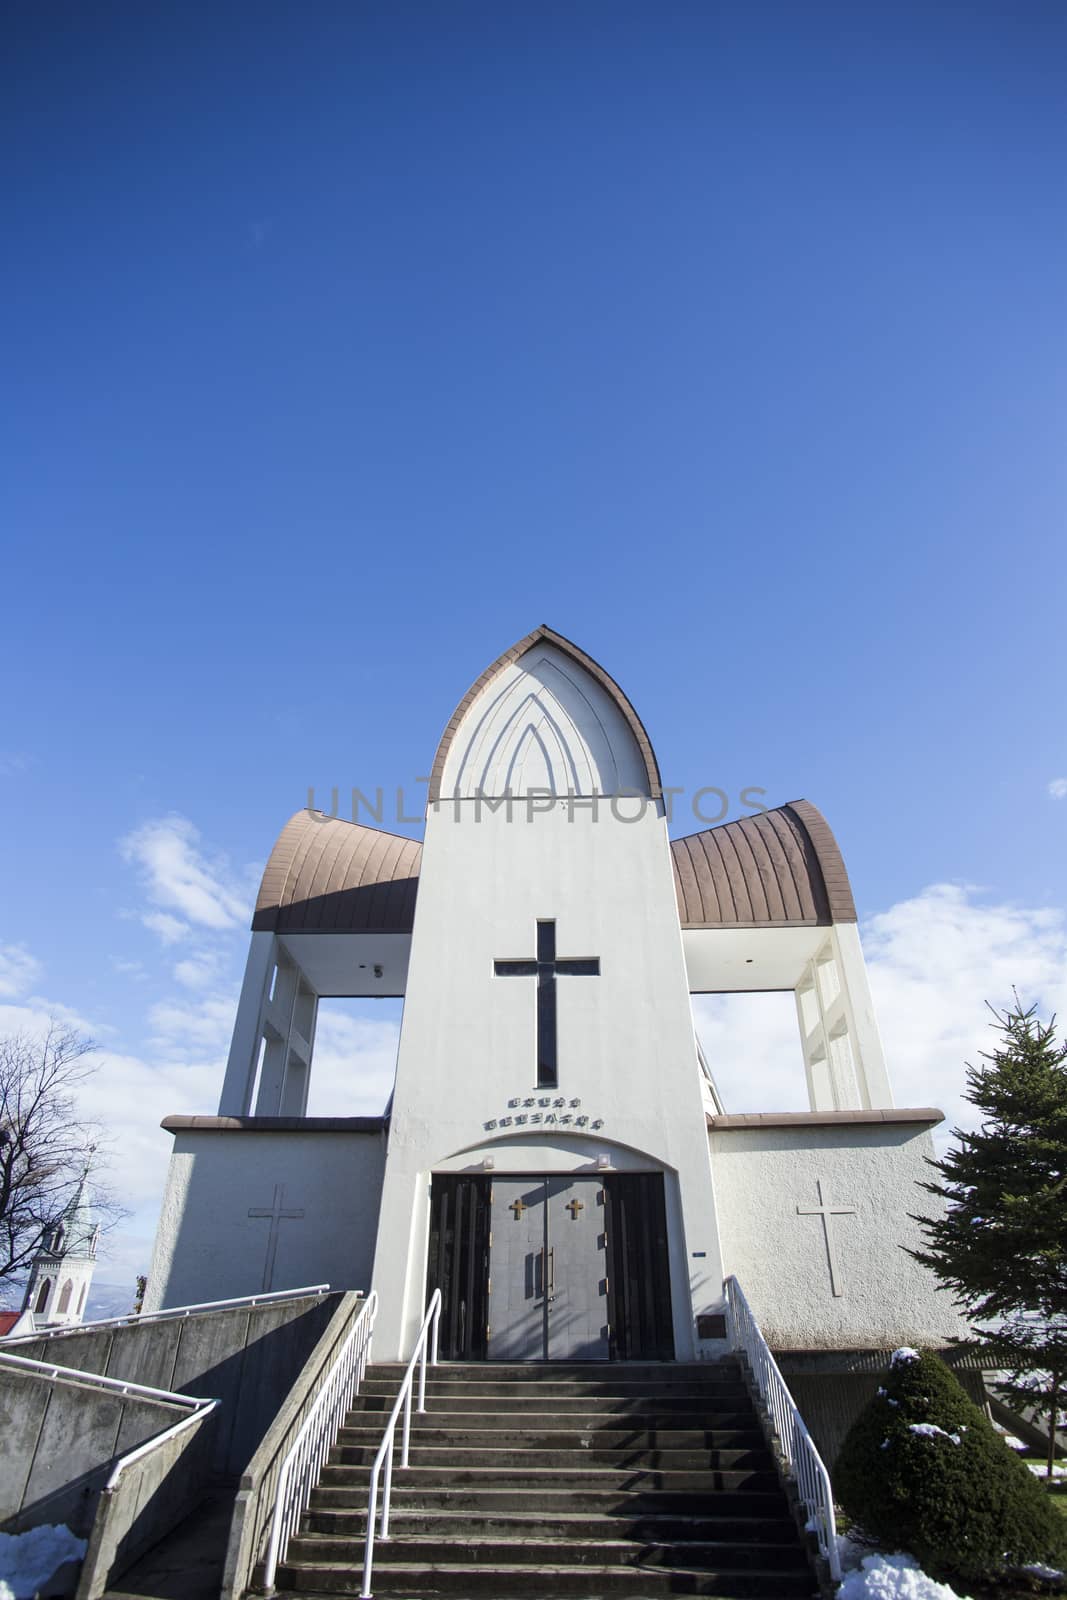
[910,999,1067,1479]
[835,1348,1065,1581]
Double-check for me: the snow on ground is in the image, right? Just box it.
[1026,1460,1067,1477]
[0,1524,87,1600]
[835,1536,971,1600]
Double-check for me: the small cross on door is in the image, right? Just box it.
[566,1198,584,1220]
[509,1197,528,1219]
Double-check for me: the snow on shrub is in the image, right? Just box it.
[834,1349,1066,1583]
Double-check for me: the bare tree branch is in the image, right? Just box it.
[0,1022,126,1296]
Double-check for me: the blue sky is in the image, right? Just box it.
[2,2,1065,1302]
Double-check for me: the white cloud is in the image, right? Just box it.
[148,992,238,1057]
[306,1002,402,1117]
[1049,777,1067,800]
[694,991,805,1111]
[0,944,42,1000]
[697,884,1067,1147]
[111,959,147,980]
[864,884,1067,1140]
[173,955,220,990]
[119,815,249,932]
[140,911,190,946]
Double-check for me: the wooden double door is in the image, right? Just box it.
[427,1171,675,1362]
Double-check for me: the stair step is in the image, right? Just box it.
[303,1510,803,1543]
[368,1363,737,1376]
[276,1358,815,1597]
[312,1480,789,1512]
[287,1534,811,1572]
[331,1444,777,1475]
[274,1559,817,1596]
[339,1415,764,1440]
[338,1426,771,1454]
[359,1379,748,1399]
[352,1393,755,1415]
[337,1420,764,1446]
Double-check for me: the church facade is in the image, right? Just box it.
[12,1159,100,1336]
[145,627,960,1380]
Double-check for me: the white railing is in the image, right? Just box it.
[723,1276,841,1583]
[360,1291,442,1600]
[105,1396,219,1486]
[1,1283,330,1344]
[0,1347,217,1408]
[262,1291,378,1594]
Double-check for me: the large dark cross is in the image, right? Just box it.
[494,919,600,1089]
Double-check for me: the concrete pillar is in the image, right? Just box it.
[832,922,893,1108]
[795,927,892,1111]
[218,932,277,1115]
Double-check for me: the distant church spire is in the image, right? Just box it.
[20,1149,100,1329]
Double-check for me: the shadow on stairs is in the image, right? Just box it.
[250,1357,822,1599]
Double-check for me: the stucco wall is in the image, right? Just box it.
[144,1130,385,1312]
[710,1120,964,1349]
[371,799,724,1361]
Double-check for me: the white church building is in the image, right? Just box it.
[10,1158,100,1336]
[146,626,960,1393]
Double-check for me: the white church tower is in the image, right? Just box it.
[20,1157,100,1331]
[146,625,961,1394]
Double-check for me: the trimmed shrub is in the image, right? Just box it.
[834,1348,1066,1583]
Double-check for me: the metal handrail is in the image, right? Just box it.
[261,1290,378,1594]
[0,1347,216,1407]
[360,1290,442,1600]
[1,1282,331,1343]
[723,1276,841,1582]
[105,1397,220,1487]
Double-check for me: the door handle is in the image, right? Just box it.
[547,1246,555,1302]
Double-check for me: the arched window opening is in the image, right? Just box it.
[57,1279,73,1314]
[78,1282,89,1316]
[34,1278,51,1315]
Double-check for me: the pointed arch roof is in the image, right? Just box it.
[670,800,857,927]
[428,625,663,802]
[252,811,422,934]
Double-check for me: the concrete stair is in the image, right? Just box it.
[264,1359,820,1598]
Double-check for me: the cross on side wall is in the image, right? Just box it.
[796,1178,856,1298]
[248,1184,305,1292]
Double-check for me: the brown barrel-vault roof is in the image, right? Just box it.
[670,800,856,928]
[428,624,663,802]
[253,799,853,934]
[252,810,422,934]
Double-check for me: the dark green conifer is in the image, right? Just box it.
[911,1000,1067,1479]
[835,1348,1065,1581]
